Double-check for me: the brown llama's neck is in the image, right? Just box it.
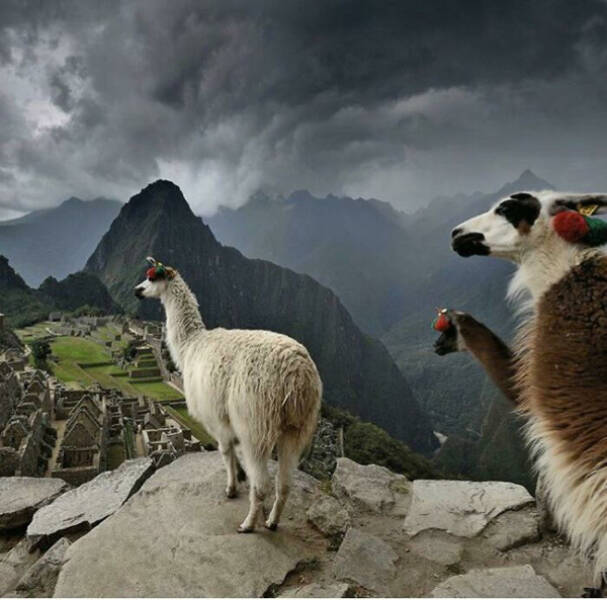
[455,313,518,405]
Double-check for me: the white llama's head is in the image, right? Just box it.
[451,191,607,263]
[134,257,177,299]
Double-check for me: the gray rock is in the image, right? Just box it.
[0,541,39,596]
[482,508,541,551]
[408,531,464,566]
[54,452,320,598]
[306,494,350,545]
[430,564,560,598]
[15,537,70,597]
[27,458,153,544]
[332,457,410,515]
[0,479,69,532]
[332,527,398,595]
[404,480,534,538]
[280,582,351,597]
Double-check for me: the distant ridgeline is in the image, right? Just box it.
[0,255,120,328]
[85,180,439,455]
[0,197,121,287]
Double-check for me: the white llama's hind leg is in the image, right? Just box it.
[265,434,302,531]
[218,437,238,499]
[237,443,271,533]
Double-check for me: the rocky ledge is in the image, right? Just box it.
[0,454,592,597]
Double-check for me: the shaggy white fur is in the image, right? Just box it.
[453,191,607,586]
[135,259,322,533]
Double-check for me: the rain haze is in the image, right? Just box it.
[2,0,607,219]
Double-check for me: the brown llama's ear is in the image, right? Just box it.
[551,194,607,216]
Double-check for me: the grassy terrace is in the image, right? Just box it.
[15,322,211,443]
[163,404,215,448]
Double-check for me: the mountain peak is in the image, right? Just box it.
[498,170,554,196]
[125,179,194,220]
[61,197,85,208]
[287,189,316,203]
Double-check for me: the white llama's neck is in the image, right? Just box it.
[508,233,597,309]
[161,275,205,370]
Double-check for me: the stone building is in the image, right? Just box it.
[0,362,56,476]
[52,393,109,486]
[0,360,21,428]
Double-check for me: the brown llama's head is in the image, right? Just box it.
[451,191,607,263]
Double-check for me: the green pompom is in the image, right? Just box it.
[583,216,607,247]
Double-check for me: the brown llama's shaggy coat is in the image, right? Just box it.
[515,256,607,580]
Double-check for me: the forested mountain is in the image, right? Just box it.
[0,255,118,328]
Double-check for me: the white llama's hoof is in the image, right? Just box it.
[225,486,237,499]
[237,524,255,534]
[264,520,278,531]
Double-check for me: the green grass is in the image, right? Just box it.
[51,337,111,363]
[130,380,183,401]
[164,405,215,447]
[124,421,135,459]
[15,321,57,341]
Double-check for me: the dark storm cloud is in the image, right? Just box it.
[1,0,607,217]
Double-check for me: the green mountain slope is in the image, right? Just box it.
[0,255,120,328]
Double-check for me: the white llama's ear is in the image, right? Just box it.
[165,267,176,280]
[146,256,157,266]
[552,194,607,216]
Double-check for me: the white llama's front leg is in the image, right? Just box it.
[266,434,301,531]
[237,445,270,533]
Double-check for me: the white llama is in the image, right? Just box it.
[134,257,322,533]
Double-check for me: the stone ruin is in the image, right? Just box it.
[0,363,56,477]
[52,384,202,478]
[135,397,201,467]
[52,392,109,486]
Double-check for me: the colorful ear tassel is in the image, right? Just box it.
[432,309,452,332]
[146,264,167,280]
[553,210,607,246]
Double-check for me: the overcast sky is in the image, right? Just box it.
[1,0,607,219]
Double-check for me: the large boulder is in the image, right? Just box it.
[331,457,410,515]
[27,458,153,546]
[332,527,398,595]
[14,537,70,597]
[0,478,69,532]
[306,494,350,548]
[430,564,560,598]
[0,540,40,596]
[54,452,322,597]
[404,480,534,538]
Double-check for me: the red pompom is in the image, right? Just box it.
[146,267,157,280]
[553,211,590,243]
[433,312,451,332]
